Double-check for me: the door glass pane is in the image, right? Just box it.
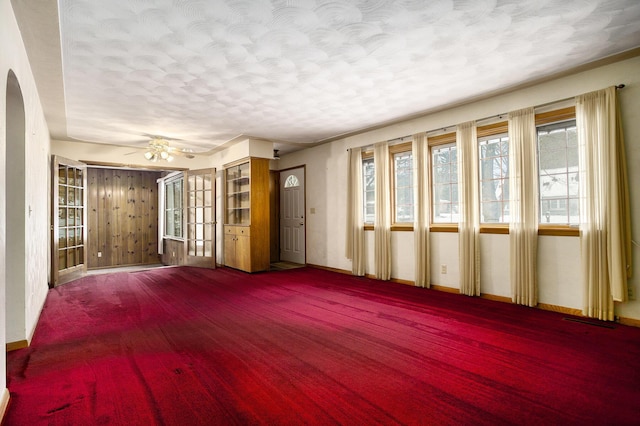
[67,168,75,186]
[59,249,67,269]
[58,185,66,205]
[59,229,67,248]
[58,167,67,184]
[204,174,211,190]
[204,241,212,257]
[188,240,196,256]
[59,208,67,227]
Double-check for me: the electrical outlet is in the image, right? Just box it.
[97,251,102,258]
[629,285,635,300]
[441,264,447,274]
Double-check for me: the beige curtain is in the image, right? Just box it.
[346,147,366,276]
[457,121,480,296]
[413,133,431,288]
[374,142,391,280]
[577,86,632,320]
[508,108,539,307]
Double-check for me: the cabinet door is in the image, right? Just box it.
[224,233,237,269]
[235,234,251,272]
[52,156,88,287]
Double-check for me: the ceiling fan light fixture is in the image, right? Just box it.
[144,137,182,163]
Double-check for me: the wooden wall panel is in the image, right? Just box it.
[87,168,161,269]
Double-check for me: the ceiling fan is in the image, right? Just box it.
[142,137,196,162]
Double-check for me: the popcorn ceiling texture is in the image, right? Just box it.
[58,0,640,151]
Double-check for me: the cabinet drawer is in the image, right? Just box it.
[224,225,236,235]
[236,226,250,236]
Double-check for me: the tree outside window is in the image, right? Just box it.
[478,134,510,223]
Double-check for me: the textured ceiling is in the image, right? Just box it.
[51,0,640,152]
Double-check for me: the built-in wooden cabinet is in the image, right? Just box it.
[224,157,270,272]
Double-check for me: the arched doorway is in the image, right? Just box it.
[5,70,27,347]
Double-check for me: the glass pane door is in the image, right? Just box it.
[185,168,216,268]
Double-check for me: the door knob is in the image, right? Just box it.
[299,222,304,226]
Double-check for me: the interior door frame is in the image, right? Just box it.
[51,155,88,287]
[278,165,306,265]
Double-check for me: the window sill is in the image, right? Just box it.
[430,224,458,233]
[538,226,579,237]
[163,236,184,242]
[480,225,509,234]
[363,224,579,236]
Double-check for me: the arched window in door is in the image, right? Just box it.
[284,174,300,188]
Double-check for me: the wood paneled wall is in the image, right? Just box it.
[87,168,161,268]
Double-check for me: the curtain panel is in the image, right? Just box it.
[346,147,366,276]
[508,108,539,307]
[577,86,632,320]
[374,142,391,280]
[457,121,480,296]
[413,133,431,288]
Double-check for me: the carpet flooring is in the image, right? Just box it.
[5,266,640,425]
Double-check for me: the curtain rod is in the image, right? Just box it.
[346,84,625,151]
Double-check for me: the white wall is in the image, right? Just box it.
[277,55,640,321]
[1,0,52,392]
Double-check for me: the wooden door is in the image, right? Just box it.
[184,168,216,268]
[280,167,306,264]
[52,156,88,286]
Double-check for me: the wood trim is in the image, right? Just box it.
[619,316,640,328]
[537,303,582,317]
[0,388,9,425]
[388,141,412,154]
[430,284,460,294]
[307,263,352,275]
[430,224,458,233]
[81,160,186,171]
[535,106,576,126]
[538,226,579,237]
[480,225,509,234]
[428,132,455,146]
[481,293,512,303]
[6,339,28,352]
[391,224,414,232]
[477,121,508,137]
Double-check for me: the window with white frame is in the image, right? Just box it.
[165,176,183,238]
[393,150,414,223]
[537,119,578,225]
[362,156,375,223]
[431,142,458,223]
[478,133,510,223]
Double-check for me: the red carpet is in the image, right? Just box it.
[5,266,640,425]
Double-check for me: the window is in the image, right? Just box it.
[362,156,375,223]
[431,142,458,223]
[165,177,183,238]
[393,149,414,223]
[537,119,578,225]
[478,133,509,223]
[284,174,300,188]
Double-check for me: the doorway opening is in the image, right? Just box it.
[5,70,27,348]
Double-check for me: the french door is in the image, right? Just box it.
[52,156,87,286]
[184,168,216,268]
